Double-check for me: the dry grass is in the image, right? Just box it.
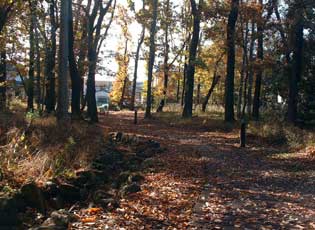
[0,112,106,186]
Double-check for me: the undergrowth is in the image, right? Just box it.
[0,110,106,186]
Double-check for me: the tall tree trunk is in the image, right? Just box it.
[202,75,220,112]
[181,47,188,107]
[157,0,170,113]
[237,21,248,119]
[131,10,145,111]
[119,39,129,108]
[45,0,57,113]
[0,3,13,33]
[68,0,81,119]
[247,22,255,117]
[224,0,239,122]
[28,0,36,112]
[57,0,70,121]
[196,76,201,106]
[0,48,6,111]
[182,0,202,118]
[86,0,113,122]
[252,2,263,120]
[287,6,303,123]
[145,0,158,119]
[77,17,88,110]
[35,26,41,110]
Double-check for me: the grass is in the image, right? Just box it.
[0,110,107,185]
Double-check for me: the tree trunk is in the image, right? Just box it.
[181,53,188,107]
[182,0,202,118]
[157,0,170,113]
[28,0,36,112]
[57,0,70,121]
[131,15,145,111]
[86,0,113,122]
[202,75,220,112]
[252,0,265,120]
[176,66,181,103]
[35,26,41,110]
[68,0,81,119]
[237,21,248,119]
[145,0,158,119]
[45,0,57,113]
[119,39,129,108]
[224,0,239,122]
[0,49,6,111]
[0,3,13,34]
[247,22,255,117]
[287,8,303,123]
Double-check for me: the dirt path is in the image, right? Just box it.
[73,111,315,229]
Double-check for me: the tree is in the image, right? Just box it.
[131,0,145,111]
[287,0,304,123]
[44,0,57,113]
[224,0,239,122]
[0,1,14,33]
[145,0,158,119]
[182,0,202,118]
[57,0,70,121]
[86,0,114,122]
[27,0,36,112]
[68,0,81,119]
[156,0,170,113]
[0,45,6,111]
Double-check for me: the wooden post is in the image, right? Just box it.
[134,109,138,125]
[240,119,246,147]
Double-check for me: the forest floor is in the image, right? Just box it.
[70,111,315,229]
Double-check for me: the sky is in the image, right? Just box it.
[96,0,146,82]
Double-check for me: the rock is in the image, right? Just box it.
[120,182,141,197]
[58,183,80,202]
[49,196,64,210]
[42,181,59,198]
[0,196,19,227]
[37,209,78,230]
[21,182,46,213]
[93,150,123,168]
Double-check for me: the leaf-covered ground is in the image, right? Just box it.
[71,111,315,229]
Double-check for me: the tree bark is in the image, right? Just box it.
[86,0,113,122]
[247,22,255,117]
[57,0,70,121]
[0,48,6,111]
[145,0,158,119]
[28,0,36,112]
[182,0,202,118]
[45,0,57,113]
[202,75,220,112]
[130,11,145,111]
[35,26,41,110]
[224,0,239,122]
[252,0,263,120]
[68,0,81,119]
[237,21,248,119]
[287,4,303,123]
[119,39,129,108]
[0,3,13,34]
[157,0,170,113]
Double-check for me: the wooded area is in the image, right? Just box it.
[0,0,315,229]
